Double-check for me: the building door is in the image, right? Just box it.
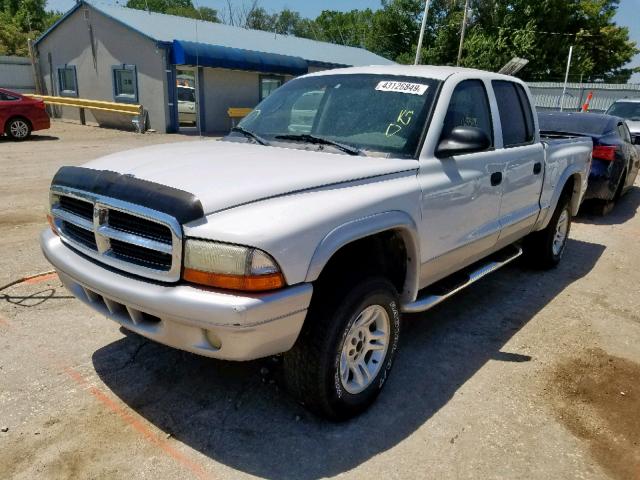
[176,68,199,134]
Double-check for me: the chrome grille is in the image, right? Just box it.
[50,186,182,282]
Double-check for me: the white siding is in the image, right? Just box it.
[0,56,35,93]
[201,68,293,133]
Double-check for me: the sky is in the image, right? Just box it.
[46,0,640,82]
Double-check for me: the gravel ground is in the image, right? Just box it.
[0,121,639,480]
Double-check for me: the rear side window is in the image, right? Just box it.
[442,79,493,146]
[515,84,535,141]
[492,80,534,147]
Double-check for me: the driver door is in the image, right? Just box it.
[417,79,507,287]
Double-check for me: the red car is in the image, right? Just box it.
[0,88,50,141]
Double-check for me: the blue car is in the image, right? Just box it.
[539,111,640,215]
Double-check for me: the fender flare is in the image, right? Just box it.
[305,210,421,302]
[538,165,585,230]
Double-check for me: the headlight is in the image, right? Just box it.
[183,239,285,291]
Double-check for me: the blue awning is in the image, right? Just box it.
[171,40,308,76]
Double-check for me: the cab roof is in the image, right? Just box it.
[304,65,524,84]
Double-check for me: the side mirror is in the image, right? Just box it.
[633,135,640,146]
[436,126,491,157]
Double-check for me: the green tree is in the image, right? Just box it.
[0,0,61,56]
[244,0,637,81]
[451,0,638,81]
[245,7,278,31]
[126,0,192,13]
[126,0,219,23]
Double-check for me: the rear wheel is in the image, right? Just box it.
[6,118,31,141]
[524,193,572,269]
[593,170,626,216]
[283,277,401,420]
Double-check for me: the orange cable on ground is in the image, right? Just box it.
[0,270,58,291]
[0,302,213,480]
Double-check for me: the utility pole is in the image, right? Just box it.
[414,0,431,65]
[456,0,470,66]
[560,45,573,112]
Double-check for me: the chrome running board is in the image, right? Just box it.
[401,245,523,314]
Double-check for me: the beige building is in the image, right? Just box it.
[34,0,392,134]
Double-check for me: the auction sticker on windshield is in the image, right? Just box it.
[375,81,428,95]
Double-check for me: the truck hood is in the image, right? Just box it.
[84,140,418,215]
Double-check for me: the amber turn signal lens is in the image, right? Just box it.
[47,214,59,235]
[183,268,285,292]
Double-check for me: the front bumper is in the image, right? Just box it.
[41,230,312,360]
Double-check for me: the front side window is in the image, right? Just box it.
[237,74,440,157]
[57,65,78,97]
[441,79,493,146]
[112,65,138,103]
[515,83,535,141]
[260,75,284,101]
[493,80,534,147]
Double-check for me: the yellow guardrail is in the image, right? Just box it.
[24,94,143,116]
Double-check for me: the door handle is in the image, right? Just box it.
[533,162,542,175]
[490,172,502,186]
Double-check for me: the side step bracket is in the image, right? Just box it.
[401,245,523,314]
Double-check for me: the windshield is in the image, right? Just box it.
[233,74,440,157]
[606,101,640,121]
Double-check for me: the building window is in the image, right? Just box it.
[112,65,138,103]
[57,65,78,97]
[259,75,284,101]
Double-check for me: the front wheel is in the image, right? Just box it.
[523,194,572,269]
[283,277,401,420]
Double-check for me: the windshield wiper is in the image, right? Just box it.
[274,133,362,156]
[231,126,270,146]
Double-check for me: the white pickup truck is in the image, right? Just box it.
[42,66,592,419]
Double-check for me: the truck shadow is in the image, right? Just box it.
[92,238,604,480]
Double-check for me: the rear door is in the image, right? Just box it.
[491,80,545,243]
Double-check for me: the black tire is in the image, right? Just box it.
[5,117,31,141]
[523,193,572,269]
[613,169,627,202]
[593,170,626,216]
[283,276,401,420]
